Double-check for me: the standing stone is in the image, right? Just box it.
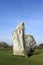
[12,22,25,56]
[25,35,36,55]
[12,22,36,57]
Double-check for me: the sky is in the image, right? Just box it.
[0,0,43,45]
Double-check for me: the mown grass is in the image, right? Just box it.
[0,49,43,65]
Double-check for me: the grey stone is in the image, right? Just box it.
[25,35,36,55]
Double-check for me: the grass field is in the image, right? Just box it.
[0,49,43,65]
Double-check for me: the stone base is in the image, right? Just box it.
[13,51,25,56]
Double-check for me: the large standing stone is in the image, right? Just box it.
[12,22,25,56]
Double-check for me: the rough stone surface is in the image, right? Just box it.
[25,35,36,55]
[12,22,25,56]
[12,22,36,56]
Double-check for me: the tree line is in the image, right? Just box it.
[0,42,43,50]
[0,42,13,50]
[35,43,43,49]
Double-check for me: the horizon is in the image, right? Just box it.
[0,0,43,45]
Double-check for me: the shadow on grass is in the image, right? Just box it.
[27,53,33,57]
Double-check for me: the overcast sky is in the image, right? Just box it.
[0,0,43,45]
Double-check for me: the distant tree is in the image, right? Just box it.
[35,45,39,49]
[39,43,43,49]
[0,42,11,50]
[10,45,13,50]
[35,43,43,49]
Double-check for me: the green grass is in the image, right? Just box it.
[0,49,43,65]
